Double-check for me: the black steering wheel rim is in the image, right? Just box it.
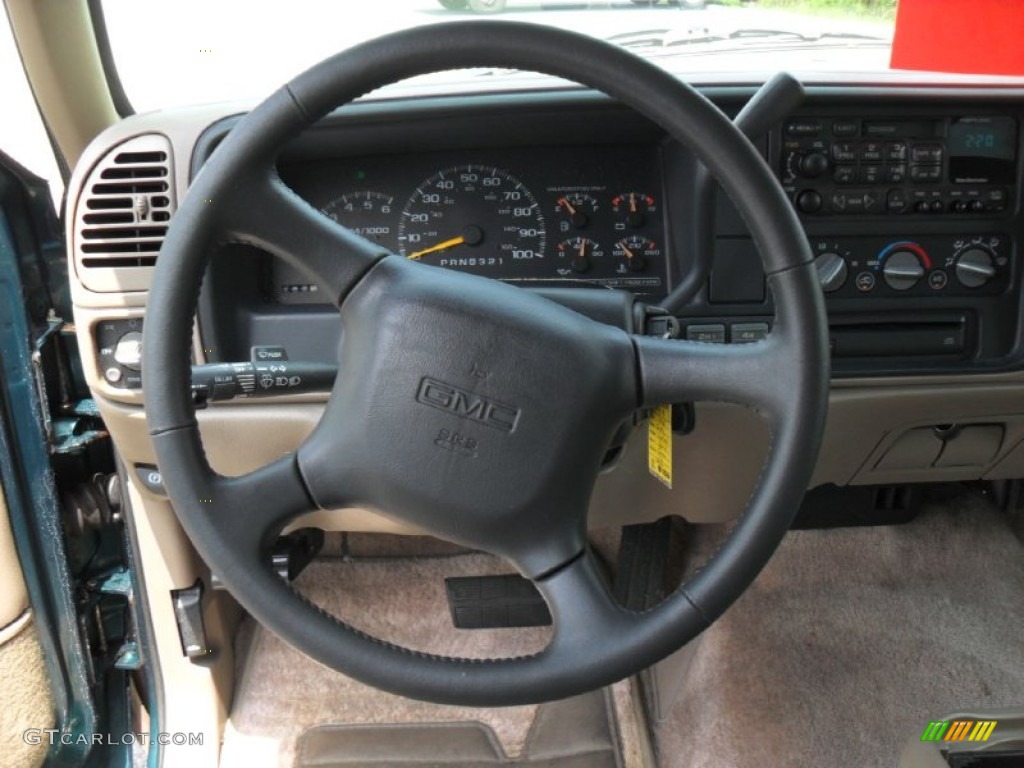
[142,20,829,707]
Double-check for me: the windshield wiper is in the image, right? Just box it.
[606,27,888,52]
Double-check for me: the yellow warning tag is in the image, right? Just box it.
[648,405,673,489]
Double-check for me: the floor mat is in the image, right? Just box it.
[295,688,622,767]
[222,551,646,767]
[654,489,1024,767]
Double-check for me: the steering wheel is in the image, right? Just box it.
[142,21,828,707]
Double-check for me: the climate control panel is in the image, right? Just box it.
[810,235,1010,299]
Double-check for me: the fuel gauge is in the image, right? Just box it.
[613,236,660,273]
[555,193,598,230]
[611,192,657,228]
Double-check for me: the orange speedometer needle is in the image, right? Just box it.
[407,235,465,261]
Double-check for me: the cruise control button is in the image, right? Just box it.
[686,324,726,343]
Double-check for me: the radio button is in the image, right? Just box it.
[886,142,908,161]
[886,189,909,213]
[833,165,857,184]
[829,190,882,214]
[786,120,822,137]
[886,164,907,183]
[832,120,859,137]
[861,142,884,162]
[859,164,883,184]
[910,165,942,182]
[911,144,943,164]
[832,142,858,163]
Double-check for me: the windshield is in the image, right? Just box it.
[102,0,906,113]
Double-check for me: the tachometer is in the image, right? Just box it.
[398,165,545,273]
[320,191,395,245]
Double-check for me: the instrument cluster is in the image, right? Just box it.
[275,145,668,303]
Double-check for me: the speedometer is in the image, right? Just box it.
[398,165,545,274]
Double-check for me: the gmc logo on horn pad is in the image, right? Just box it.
[416,377,520,433]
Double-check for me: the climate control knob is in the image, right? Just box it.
[954,247,996,289]
[882,250,925,291]
[813,252,848,293]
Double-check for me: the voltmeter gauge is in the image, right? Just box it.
[611,192,657,228]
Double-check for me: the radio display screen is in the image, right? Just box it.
[948,117,1018,183]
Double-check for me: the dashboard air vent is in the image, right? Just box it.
[74,134,175,292]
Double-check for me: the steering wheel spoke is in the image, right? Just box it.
[536,550,631,652]
[633,333,787,418]
[222,174,389,306]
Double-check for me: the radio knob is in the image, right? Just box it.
[800,151,829,178]
[814,252,848,293]
[955,247,996,289]
[795,190,823,214]
[883,250,925,291]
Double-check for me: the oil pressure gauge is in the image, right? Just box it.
[556,237,603,274]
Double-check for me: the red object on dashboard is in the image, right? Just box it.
[890,0,1024,76]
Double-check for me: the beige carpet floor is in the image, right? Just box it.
[221,548,646,768]
[653,489,1024,767]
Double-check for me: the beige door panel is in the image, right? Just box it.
[0,490,28,630]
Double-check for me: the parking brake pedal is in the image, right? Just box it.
[445,574,552,629]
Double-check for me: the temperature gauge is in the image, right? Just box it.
[613,236,659,273]
[555,193,598,230]
[611,192,657,228]
[556,237,603,275]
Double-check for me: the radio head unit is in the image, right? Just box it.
[780,115,1018,217]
